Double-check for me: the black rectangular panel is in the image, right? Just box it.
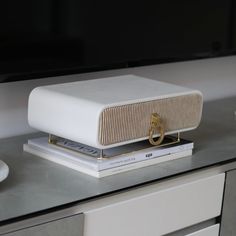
[0,0,232,82]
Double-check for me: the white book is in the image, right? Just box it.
[23,144,192,178]
[25,137,193,171]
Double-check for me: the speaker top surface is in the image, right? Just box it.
[37,75,201,107]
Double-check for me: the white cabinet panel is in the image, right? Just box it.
[4,214,84,236]
[84,174,225,236]
[186,224,219,236]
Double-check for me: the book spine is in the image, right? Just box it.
[98,149,192,178]
[98,142,193,171]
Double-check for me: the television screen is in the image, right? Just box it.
[0,0,234,82]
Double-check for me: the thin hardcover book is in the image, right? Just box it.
[24,137,193,171]
[23,144,192,178]
[23,136,193,177]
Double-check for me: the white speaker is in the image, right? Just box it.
[28,75,203,149]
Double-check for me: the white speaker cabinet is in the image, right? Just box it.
[28,75,203,149]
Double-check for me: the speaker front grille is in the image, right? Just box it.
[99,93,202,146]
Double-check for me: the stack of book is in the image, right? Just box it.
[24,136,193,178]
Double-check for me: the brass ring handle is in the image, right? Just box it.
[149,113,165,146]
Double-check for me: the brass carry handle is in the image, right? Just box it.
[149,113,165,146]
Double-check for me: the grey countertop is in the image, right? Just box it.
[0,97,236,225]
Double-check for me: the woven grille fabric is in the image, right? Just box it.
[99,94,202,146]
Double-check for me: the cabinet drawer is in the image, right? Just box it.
[84,174,225,236]
[4,214,84,236]
[186,224,219,236]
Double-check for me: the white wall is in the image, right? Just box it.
[1,55,236,138]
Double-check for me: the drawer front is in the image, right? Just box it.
[4,214,84,236]
[186,224,219,236]
[84,174,225,236]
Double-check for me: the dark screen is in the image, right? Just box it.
[0,0,234,82]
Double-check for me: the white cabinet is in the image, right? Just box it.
[186,224,219,236]
[84,174,225,236]
[1,172,225,236]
